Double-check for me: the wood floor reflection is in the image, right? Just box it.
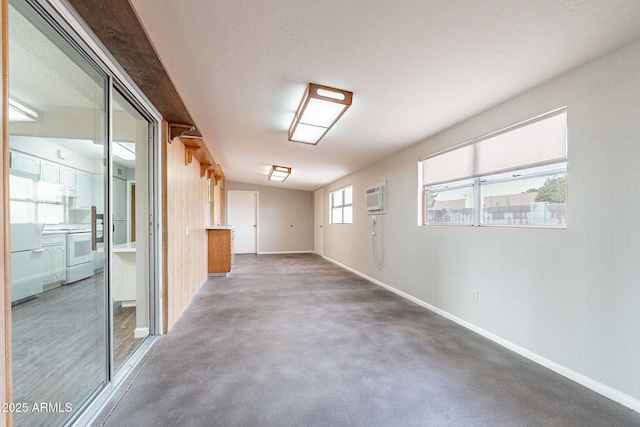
[12,273,143,426]
[114,303,144,372]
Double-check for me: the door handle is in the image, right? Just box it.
[91,206,104,251]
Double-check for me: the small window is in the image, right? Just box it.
[421,109,567,229]
[330,185,353,224]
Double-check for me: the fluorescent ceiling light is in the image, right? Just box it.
[288,83,353,145]
[268,165,291,182]
[113,142,136,161]
[9,99,39,122]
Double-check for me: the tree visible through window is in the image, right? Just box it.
[421,108,568,228]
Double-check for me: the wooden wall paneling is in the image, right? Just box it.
[161,121,169,333]
[163,124,208,332]
[1,0,10,424]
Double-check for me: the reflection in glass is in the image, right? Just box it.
[425,185,474,225]
[9,1,108,425]
[111,90,150,373]
[481,173,567,226]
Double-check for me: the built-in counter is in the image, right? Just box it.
[206,226,235,276]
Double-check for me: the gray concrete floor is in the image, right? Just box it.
[95,254,640,426]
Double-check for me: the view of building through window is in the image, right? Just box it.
[422,109,567,228]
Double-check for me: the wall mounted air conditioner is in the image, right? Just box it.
[366,182,386,214]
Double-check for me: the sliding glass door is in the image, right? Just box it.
[8,1,156,425]
[9,1,108,425]
[111,89,151,373]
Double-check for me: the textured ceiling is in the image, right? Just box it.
[128,0,640,191]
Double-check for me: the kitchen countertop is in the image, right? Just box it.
[42,229,91,235]
[42,225,91,235]
[206,225,235,230]
[41,230,68,235]
[113,242,136,253]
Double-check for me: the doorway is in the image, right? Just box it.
[227,191,258,253]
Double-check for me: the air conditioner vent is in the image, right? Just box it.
[366,183,385,213]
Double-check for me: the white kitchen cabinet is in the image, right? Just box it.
[11,249,48,302]
[93,248,104,272]
[92,174,104,212]
[113,177,127,220]
[41,234,66,290]
[113,220,127,245]
[40,160,60,184]
[10,151,40,176]
[113,243,136,306]
[75,171,92,210]
[60,166,76,191]
[113,178,127,244]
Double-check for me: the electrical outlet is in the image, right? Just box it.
[472,290,479,303]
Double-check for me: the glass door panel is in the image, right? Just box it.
[9,1,108,425]
[111,89,151,372]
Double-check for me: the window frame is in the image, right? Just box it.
[9,173,65,224]
[423,162,567,228]
[420,108,568,230]
[424,179,475,226]
[329,185,353,224]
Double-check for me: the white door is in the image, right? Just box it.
[227,191,258,253]
[314,189,324,255]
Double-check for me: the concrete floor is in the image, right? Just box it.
[95,254,640,426]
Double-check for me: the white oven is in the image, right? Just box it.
[67,232,92,265]
[65,231,94,283]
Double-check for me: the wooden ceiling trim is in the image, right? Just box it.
[175,133,223,181]
[66,0,199,130]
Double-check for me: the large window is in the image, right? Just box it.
[422,109,567,228]
[9,174,65,224]
[330,185,353,224]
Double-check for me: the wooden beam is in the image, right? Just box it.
[66,0,195,126]
[168,124,191,143]
[169,123,203,143]
[213,167,226,185]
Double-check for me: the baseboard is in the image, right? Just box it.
[257,250,314,255]
[322,255,640,414]
[134,327,150,339]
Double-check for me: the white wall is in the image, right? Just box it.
[322,39,640,407]
[226,181,314,253]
